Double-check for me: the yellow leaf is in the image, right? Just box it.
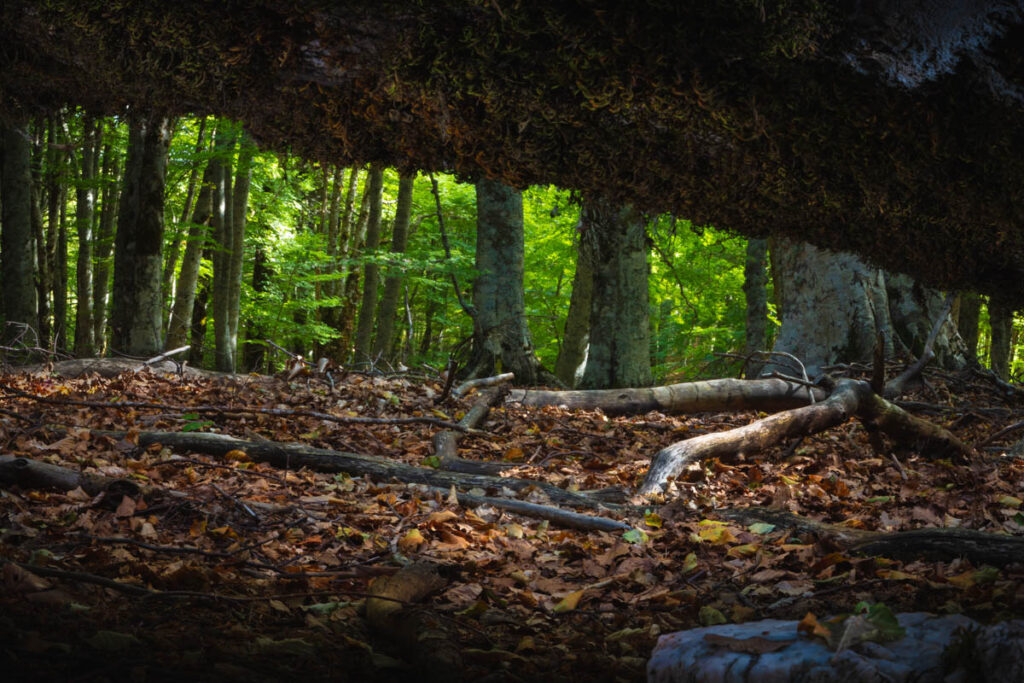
[430,409,450,419]
[644,512,663,529]
[681,552,699,574]
[552,589,585,613]
[224,449,249,462]
[427,510,458,525]
[698,525,737,545]
[997,495,1022,508]
[397,528,425,553]
[504,447,525,462]
[727,543,759,558]
[946,570,976,589]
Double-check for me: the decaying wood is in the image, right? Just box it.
[366,561,460,680]
[433,389,519,475]
[118,430,616,511]
[716,508,1024,567]
[640,380,971,495]
[15,357,213,378]
[452,372,514,398]
[508,378,825,416]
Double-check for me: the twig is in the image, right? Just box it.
[428,172,475,319]
[977,419,1024,448]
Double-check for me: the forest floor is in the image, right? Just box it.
[0,363,1022,682]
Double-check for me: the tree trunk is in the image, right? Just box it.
[110,113,170,357]
[188,278,210,366]
[957,292,981,363]
[742,237,769,377]
[989,300,1014,380]
[224,132,254,371]
[73,115,99,356]
[93,139,120,352]
[459,179,540,384]
[579,197,652,389]
[46,115,68,349]
[352,163,385,365]
[29,123,50,347]
[243,247,272,372]
[373,172,414,363]
[1,118,39,342]
[161,116,207,320]
[554,221,594,388]
[210,128,236,372]
[770,238,964,378]
[165,161,215,350]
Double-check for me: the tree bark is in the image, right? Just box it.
[2,118,39,342]
[957,292,981,363]
[352,163,385,365]
[93,138,120,352]
[461,179,541,385]
[373,172,414,363]
[742,237,769,377]
[579,197,652,389]
[555,221,595,388]
[46,115,68,349]
[29,122,50,347]
[639,379,970,495]
[989,299,1014,380]
[243,247,272,372]
[110,113,170,356]
[210,127,236,372]
[224,132,254,371]
[161,116,207,320]
[73,115,99,356]
[165,160,215,350]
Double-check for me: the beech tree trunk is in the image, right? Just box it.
[352,163,385,365]
[224,132,254,371]
[461,179,541,385]
[1,118,39,342]
[579,197,652,389]
[210,128,235,372]
[243,247,272,372]
[989,299,1014,380]
[373,172,414,363]
[165,160,215,350]
[770,237,963,377]
[110,113,170,356]
[93,139,120,351]
[555,221,595,388]
[957,291,981,363]
[29,125,49,347]
[161,116,207,319]
[46,115,68,349]
[73,115,99,356]
[742,238,769,377]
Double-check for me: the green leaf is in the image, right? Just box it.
[421,455,441,469]
[747,522,776,535]
[622,529,648,545]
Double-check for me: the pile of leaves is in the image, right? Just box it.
[0,365,1022,681]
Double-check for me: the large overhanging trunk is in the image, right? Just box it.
[3,2,1024,300]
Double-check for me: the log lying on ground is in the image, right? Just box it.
[507,378,826,416]
[716,508,1024,567]
[124,430,619,513]
[640,379,971,495]
[433,388,518,476]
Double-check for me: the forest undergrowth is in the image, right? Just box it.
[0,364,1021,681]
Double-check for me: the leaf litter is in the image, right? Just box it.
[0,366,1021,681]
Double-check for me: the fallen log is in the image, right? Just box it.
[433,388,518,475]
[507,378,826,416]
[640,380,970,495]
[716,508,1024,567]
[121,430,616,511]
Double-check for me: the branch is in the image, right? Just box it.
[883,293,953,398]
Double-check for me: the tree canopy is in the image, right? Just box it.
[3,1,1024,300]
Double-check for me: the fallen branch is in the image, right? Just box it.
[452,372,514,398]
[433,389,518,475]
[716,508,1024,567]
[425,487,632,533]
[113,430,616,511]
[507,377,826,416]
[882,293,953,398]
[640,379,971,495]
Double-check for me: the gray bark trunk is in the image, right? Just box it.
[989,300,1014,380]
[884,272,964,368]
[73,116,99,356]
[554,221,594,388]
[1,118,39,340]
[93,140,120,352]
[957,291,981,363]
[373,172,414,362]
[161,116,207,320]
[742,237,769,377]
[110,114,169,356]
[579,198,652,389]
[209,128,235,372]
[352,163,385,365]
[29,125,49,346]
[165,161,215,350]
[46,115,68,349]
[225,132,254,370]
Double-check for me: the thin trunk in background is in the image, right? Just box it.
[29,121,50,346]
[73,115,99,356]
[372,172,414,363]
[110,113,170,356]
[1,117,39,343]
[957,292,981,364]
[162,116,207,319]
[46,114,68,348]
[742,238,769,377]
[210,128,235,372]
[989,300,1014,380]
[243,247,272,372]
[352,163,385,365]
[225,132,254,371]
[554,220,594,387]
[93,137,121,351]
[166,160,216,350]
